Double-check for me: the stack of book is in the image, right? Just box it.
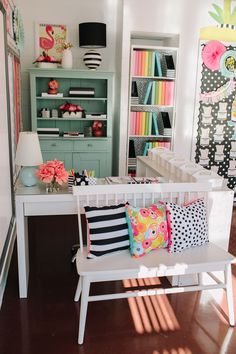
[164,55,175,78]
[63,131,84,138]
[69,87,95,97]
[41,92,63,97]
[85,113,107,118]
[131,81,139,105]
[156,112,172,137]
[143,80,175,106]
[132,50,163,77]
[37,128,60,137]
[143,140,171,156]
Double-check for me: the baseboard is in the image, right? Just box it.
[0,219,16,308]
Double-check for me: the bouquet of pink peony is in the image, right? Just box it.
[36,159,69,191]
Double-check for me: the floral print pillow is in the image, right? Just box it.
[125,204,169,258]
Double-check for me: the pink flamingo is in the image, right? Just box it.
[39,25,54,53]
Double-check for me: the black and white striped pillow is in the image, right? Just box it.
[84,204,129,259]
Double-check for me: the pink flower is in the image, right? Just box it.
[36,159,69,185]
[202,40,226,71]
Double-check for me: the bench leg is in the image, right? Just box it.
[78,276,90,344]
[225,264,235,326]
[74,276,82,302]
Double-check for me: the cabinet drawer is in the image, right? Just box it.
[40,139,73,151]
[73,139,110,152]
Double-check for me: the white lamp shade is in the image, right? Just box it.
[15,132,43,166]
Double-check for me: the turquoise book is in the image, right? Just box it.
[143,81,153,104]
[155,52,163,77]
[152,112,159,135]
[143,141,150,156]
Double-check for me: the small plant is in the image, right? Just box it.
[36,159,68,191]
[63,42,73,50]
[33,51,59,64]
[209,0,236,25]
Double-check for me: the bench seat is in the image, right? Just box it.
[76,242,235,279]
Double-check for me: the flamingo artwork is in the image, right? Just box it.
[39,25,55,53]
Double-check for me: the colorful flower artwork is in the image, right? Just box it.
[35,23,67,63]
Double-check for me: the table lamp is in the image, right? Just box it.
[79,22,106,70]
[15,131,43,187]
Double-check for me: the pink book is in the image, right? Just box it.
[134,50,139,76]
[138,51,143,76]
[129,112,134,135]
[165,81,175,106]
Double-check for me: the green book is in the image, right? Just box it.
[155,52,163,77]
[152,112,159,135]
[143,81,153,104]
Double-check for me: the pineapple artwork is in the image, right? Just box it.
[37,23,67,63]
[195,0,236,190]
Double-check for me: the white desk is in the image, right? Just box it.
[15,184,77,298]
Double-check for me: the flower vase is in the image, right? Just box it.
[46,180,60,193]
[61,49,73,69]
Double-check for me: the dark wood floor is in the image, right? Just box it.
[0,212,236,354]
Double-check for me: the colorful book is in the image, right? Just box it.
[155,52,162,77]
[143,81,153,104]
[152,112,159,135]
[165,81,175,105]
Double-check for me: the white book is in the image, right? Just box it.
[41,92,63,97]
[37,127,59,131]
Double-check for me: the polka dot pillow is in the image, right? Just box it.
[166,199,208,253]
[125,204,169,258]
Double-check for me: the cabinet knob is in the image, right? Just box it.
[51,143,57,147]
[87,143,93,147]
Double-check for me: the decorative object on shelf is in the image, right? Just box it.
[51,109,58,118]
[15,132,43,187]
[12,6,24,52]
[79,22,106,70]
[36,159,68,193]
[92,120,103,137]
[35,23,67,63]
[59,102,84,118]
[84,126,93,137]
[48,78,59,94]
[33,51,59,68]
[41,108,50,118]
[61,41,73,69]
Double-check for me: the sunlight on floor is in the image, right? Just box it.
[153,347,192,354]
[123,278,180,334]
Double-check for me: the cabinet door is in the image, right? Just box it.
[73,152,111,177]
[41,151,72,170]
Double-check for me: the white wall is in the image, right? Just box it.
[118,0,219,174]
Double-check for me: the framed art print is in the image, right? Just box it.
[35,23,67,62]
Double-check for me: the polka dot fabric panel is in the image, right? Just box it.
[166,199,208,253]
[195,42,236,190]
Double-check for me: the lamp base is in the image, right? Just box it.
[83,50,101,70]
[20,166,38,187]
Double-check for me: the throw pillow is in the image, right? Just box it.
[166,199,208,253]
[125,204,169,258]
[84,204,129,259]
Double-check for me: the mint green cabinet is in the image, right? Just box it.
[29,68,114,177]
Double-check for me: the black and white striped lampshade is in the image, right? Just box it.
[83,50,102,70]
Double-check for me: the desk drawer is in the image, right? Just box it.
[40,139,73,151]
[73,139,111,152]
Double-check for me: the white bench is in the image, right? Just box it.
[73,183,235,344]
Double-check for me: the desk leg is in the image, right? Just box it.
[16,200,29,298]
